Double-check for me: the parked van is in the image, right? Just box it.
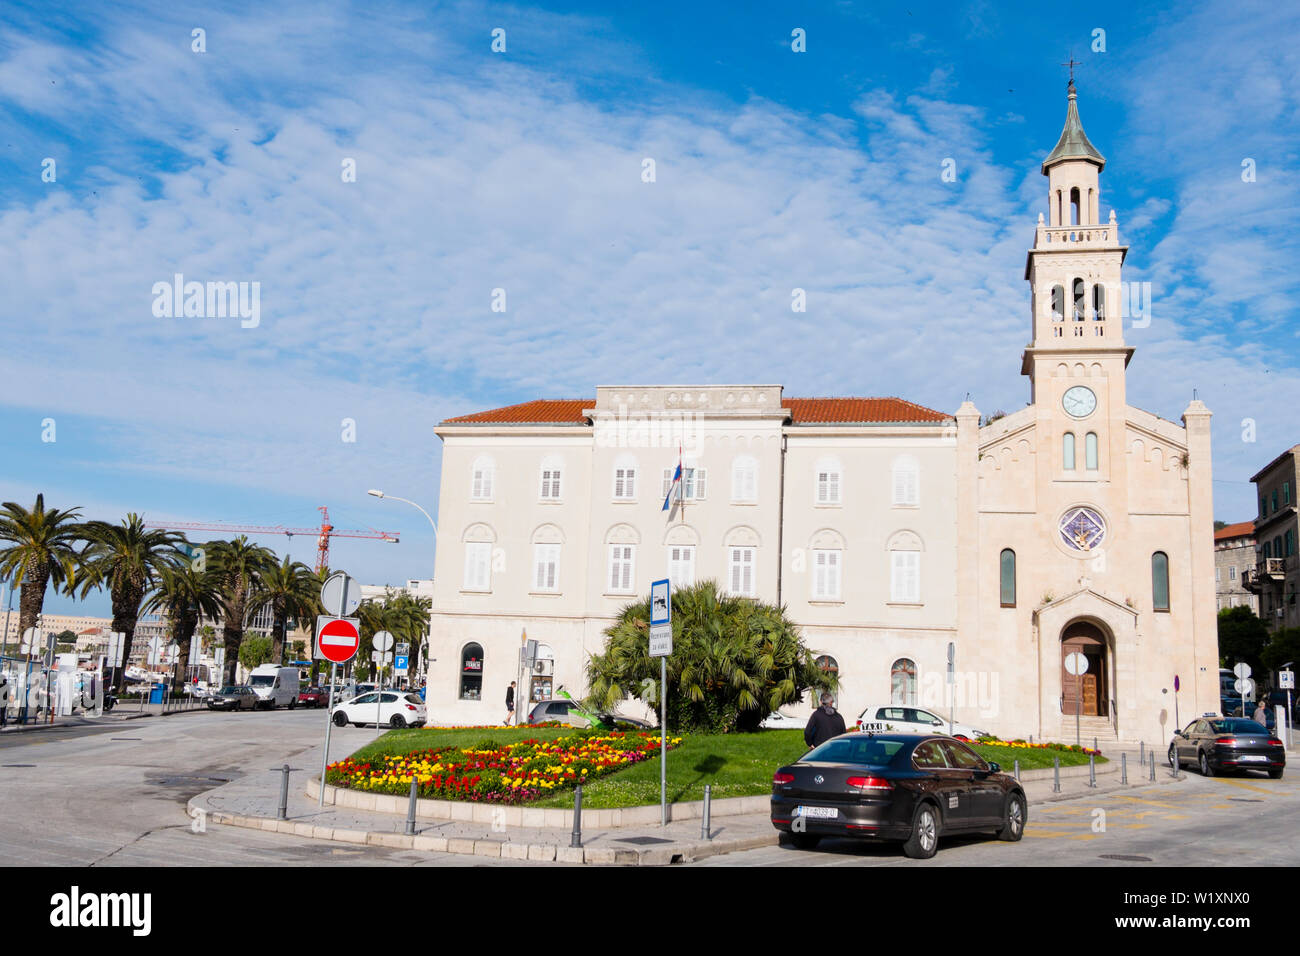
[248,665,300,710]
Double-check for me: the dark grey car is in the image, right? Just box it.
[207,684,257,711]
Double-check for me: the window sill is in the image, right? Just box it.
[470,498,494,504]
[459,588,492,595]
[611,499,637,504]
[603,591,636,599]
[813,502,842,508]
[528,590,563,597]
[537,499,563,505]
[892,503,920,509]
[1001,603,1016,609]
[886,601,924,607]
[808,599,845,606]
[731,500,758,506]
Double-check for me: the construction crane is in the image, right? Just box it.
[147,506,400,572]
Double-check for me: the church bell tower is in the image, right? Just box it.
[1022,78,1132,408]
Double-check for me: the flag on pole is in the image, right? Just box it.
[662,459,682,512]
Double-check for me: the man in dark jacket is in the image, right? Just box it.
[804,692,846,747]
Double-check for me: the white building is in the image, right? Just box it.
[424,82,1220,744]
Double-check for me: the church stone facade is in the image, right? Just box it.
[424,83,1220,745]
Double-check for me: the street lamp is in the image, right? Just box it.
[368,490,437,692]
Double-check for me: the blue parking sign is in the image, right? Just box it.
[394,655,409,673]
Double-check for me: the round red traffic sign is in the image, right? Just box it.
[317,618,360,664]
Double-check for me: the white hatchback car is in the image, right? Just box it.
[856,705,989,741]
[332,691,427,729]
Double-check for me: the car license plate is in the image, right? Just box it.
[794,806,838,819]
[1239,754,1267,762]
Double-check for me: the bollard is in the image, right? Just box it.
[1139,741,1145,764]
[1093,736,1097,754]
[570,785,583,848]
[277,764,290,821]
[1121,752,1127,784]
[1029,735,1033,745]
[405,777,418,835]
[1052,756,1061,793]
[1013,758,1020,782]
[1171,749,1179,779]
[1088,753,1097,788]
[1149,753,1156,782]
[701,784,713,840]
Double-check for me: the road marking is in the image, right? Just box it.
[1212,778,1275,795]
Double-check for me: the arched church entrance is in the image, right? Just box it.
[1061,620,1109,717]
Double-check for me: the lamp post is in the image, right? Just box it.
[367,490,437,699]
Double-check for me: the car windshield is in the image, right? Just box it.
[249,675,274,686]
[804,736,906,766]
[1209,719,1268,735]
[219,685,241,695]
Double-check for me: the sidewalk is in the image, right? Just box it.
[0,698,210,732]
[188,746,1192,866]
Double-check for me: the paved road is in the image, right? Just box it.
[5,710,1297,867]
[0,709,528,866]
[692,770,1300,867]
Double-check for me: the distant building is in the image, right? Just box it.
[1245,445,1299,631]
[1214,522,1257,614]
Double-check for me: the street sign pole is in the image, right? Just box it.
[648,578,671,827]
[318,574,360,807]
[1174,674,1180,731]
[319,662,337,808]
[946,642,955,736]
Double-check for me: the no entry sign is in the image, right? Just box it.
[316,616,361,664]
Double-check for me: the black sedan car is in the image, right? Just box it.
[771,733,1027,859]
[207,684,258,711]
[1168,716,1285,778]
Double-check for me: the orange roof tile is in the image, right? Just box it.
[1215,521,1255,541]
[442,395,950,426]
[782,397,949,424]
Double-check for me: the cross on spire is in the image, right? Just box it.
[1060,52,1082,90]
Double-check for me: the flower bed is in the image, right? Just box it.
[977,736,1102,756]
[326,730,681,804]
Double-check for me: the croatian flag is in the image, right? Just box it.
[662,461,682,511]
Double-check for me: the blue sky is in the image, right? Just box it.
[2,0,1297,616]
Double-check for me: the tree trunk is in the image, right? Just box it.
[17,573,49,647]
[223,624,241,685]
[172,611,197,693]
[271,610,286,666]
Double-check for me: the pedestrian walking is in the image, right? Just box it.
[505,681,516,726]
[0,672,8,729]
[1253,700,1267,725]
[804,691,846,748]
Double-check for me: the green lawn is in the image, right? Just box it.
[340,728,1105,810]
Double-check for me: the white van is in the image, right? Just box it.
[248,665,300,710]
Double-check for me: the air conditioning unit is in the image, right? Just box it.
[533,658,553,677]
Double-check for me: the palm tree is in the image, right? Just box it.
[254,555,318,666]
[76,515,186,691]
[0,494,84,642]
[357,588,431,685]
[142,557,223,692]
[587,579,833,733]
[207,537,277,685]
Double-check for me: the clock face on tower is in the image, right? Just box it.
[1062,386,1097,419]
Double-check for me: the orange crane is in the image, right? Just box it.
[147,506,399,572]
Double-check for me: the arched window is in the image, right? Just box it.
[1000,549,1016,607]
[459,643,484,700]
[1051,285,1065,322]
[891,658,917,705]
[1152,552,1170,612]
[731,456,758,502]
[1085,432,1099,471]
[1072,278,1086,321]
[1063,432,1076,470]
[1070,187,1081,225]
[1092,284,1106,321]
[471,456,495,501]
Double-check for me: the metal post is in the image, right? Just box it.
[405,777,418,835]
[570,785,583,848]
[1139,740,1145,764]
[1121,752,1127,784]
[1149,754,1156,782]
[1052,755,1060,793]
[277,764,290,820]
[1093,736,1097,754]
[1075,677,1081,748]
[701,784,712,840]
[319,661,338,807]
[660,655,667,827]
[1171,749,1179,779]
[1087,753,1096,787]
[1013,759,1020,783]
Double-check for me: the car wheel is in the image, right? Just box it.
[902,802,940,859]
[332,711,348,727]
[997,792,1026,842]
[1168,744,1179,768]
[389,714,406,729]
[780,831,820,850]
[1268,768,1284,779]
[1199,751,1214,777]
[289,699,297,710]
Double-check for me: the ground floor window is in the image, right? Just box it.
[891,658,917,705]
[459,643,483,700]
